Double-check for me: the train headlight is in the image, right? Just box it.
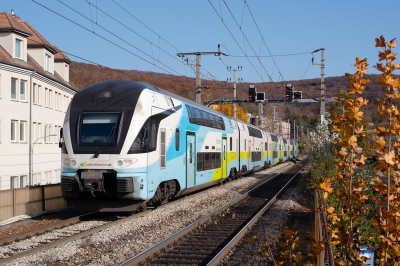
[63,159,77,167]
[116,159,136,168]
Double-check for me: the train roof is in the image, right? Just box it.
[78,80,289,140]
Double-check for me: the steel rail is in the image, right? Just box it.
[119,161,304,266]
[206,163,304,265]
[0,210,152,265]
[0,212,97,246]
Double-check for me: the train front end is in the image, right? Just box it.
[60,80,152,211]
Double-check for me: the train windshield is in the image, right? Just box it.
[80,112,120,145]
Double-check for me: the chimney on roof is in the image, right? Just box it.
[11,10,21,22]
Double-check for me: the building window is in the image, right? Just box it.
[44,124,47,143]
[33,83,37,104]
[15,38,22,58]
[49,90,53,108]
[11,120,17,142]
[20,80,26,101]
[20,175,27,188]
[11,78,17,100]
[20,121,26,142]
[38,123,42,143]
[38,85,41,105]
[10,176,18,189]
[45,54,51,71]
[49,125,52,143]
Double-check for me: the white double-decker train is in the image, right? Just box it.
[60,80,298,211]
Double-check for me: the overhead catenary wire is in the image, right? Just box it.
[111,0,219,81]
[56,0,182,76]
[84,0,215,81]
[222,0,275,86]
[207,0,265,83]
[31,0,179,76]
[244,0,285,81]
[230,51,314,57]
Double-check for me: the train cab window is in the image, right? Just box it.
[175,129,179,151]
[214,115,221,129]
[204,153,210,169]
[197,153,204,171]
[230,137,232,151]
[210,153,216,168]
[216,153,221,168]
[80,112,120,145]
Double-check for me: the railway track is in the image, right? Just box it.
[0,160,299,265]
[120,161,304,266]
[0,211,148,265]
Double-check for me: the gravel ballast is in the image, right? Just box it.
[218,162,313,266]
[4,161,296,265]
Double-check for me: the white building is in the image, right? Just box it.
[0,11,77,190]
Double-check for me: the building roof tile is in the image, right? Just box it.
[53,45,72,64]
[20,22,57,54]
[0,12,31,36]
[0,45,77,91]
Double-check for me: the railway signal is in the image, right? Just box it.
[256,92,265,102]
[285,84,293,102]
[249,85,256,102]
[293,91,302,101]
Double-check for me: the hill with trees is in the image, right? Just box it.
[70,62,390,128]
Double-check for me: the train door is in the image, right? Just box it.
[222,137,227,178]
[186,132,195,188]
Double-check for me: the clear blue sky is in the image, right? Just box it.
[6,0,400,84]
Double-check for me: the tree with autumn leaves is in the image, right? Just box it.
[311,36,400,265]
[210,103,248,123]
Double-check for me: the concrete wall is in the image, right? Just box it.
[0,184,67,221]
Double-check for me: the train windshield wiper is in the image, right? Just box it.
[94,125,117,158]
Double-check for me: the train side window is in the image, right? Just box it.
[265,142,267,151]
[197,153,203,171]
[230,137,232,151]
[204,153,210,169]
[175,129,179,151]
[129,118,150,153]
[244,139,246,151]
[214,115,221,129]
[160,128,166,168]
[210,153,216,168]
[216,153,221,168]
[186,106,194,123]
[149,117,160,152]
[193,108,203,125]
[209,114,216,128]
[202,111,210,127]
[219,117,225,130]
